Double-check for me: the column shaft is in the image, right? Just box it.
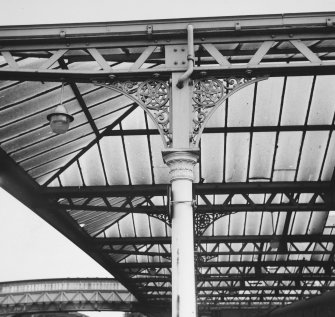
[163,150,199,317]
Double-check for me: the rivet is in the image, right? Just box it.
[153,73,160,78]
[174,48,177,52]
[166,39,170,42]
[181,48,185,52]
[201,38,205,41]
[326,18,333,27]
[289,34,293,38]
[271,34,276,38]
[200,71,207,77]
[174,62,178,65]
[182,61,186,65]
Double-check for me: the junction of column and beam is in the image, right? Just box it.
[1,11,335,317]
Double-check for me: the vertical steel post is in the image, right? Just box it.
[163,150,198,317]
[162,43,199,314]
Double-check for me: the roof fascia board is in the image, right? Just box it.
[0,12,334,42]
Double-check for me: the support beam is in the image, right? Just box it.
[43,181,332,198]
[119,260,335,269]
[133,274,335,283]
[95,234,335,245]
[1,63,335,83]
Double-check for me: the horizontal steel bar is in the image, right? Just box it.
[1,63,335,83]
[58,203,332,213]
[196,203,331,212]
[44,181,332,198]
[119,260,334,268]
[133,274,335,283]
[95,234,335,245]
[104,249,331,257]
[2,32,335,51]
[104,125,335,137]
[142,285,331,292]
[148,294,308,299]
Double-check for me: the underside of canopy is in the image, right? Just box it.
[1,11,335,316]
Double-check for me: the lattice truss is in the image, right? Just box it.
[0,279,136,316]
[1,13,335,313]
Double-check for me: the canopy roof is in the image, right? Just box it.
[1,11,335,316]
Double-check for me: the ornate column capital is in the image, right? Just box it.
[162,149,199,182]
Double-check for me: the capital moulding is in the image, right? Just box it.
[162,149,200,182]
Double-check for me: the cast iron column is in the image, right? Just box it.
[163,150,198,317]
[162,68,199,317]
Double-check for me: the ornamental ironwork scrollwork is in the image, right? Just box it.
[194,210,237,236]
[95,79,171,147]
[137,80,169,109]
[152,213,171,226]
[193,78,224,108]
[194,212,222,236]
[110,80,139,94]
[137,80,170,145]
[191,76,267,146]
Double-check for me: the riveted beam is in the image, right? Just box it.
[43,181,332,197]
[118,260,334,269]
[95,234,335,245]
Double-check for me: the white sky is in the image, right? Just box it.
[0,0,335,316]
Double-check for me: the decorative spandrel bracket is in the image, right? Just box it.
[94,75,268,149]
[191,76,268,146]
[194,211,236,236]
[94,79,172,147]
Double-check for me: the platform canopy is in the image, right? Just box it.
[1,11,335,316]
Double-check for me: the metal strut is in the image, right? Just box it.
[176,24,194,89]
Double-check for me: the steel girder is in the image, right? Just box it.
[0,12,335,83]
[45,182,334,214]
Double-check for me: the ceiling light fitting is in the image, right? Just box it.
[47,83,74,134]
